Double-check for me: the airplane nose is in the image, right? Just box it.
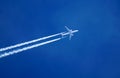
[73,30,79,33]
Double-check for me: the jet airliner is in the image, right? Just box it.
[61,26,79,40]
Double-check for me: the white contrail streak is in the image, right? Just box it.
[0,33,61,52]
[0,38,61,58]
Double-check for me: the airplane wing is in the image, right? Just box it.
[65,26,74,40]
[65,26,70,31]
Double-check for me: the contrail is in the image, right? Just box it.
[0,26,79,58]
[0,38,61,58]
[0,33,61,52]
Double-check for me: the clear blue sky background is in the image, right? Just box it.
[0,0,120,78]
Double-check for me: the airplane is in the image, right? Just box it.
[61,26,79,40]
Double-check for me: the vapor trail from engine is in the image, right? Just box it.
[0,38,61,58]
[0,33,61,52]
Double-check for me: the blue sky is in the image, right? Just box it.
[0,0,120,78]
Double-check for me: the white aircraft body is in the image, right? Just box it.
[61,26,79,40]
